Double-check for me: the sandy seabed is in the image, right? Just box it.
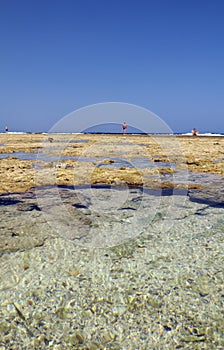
[0,134,224,349]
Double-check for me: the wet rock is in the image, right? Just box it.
[0,197,22,206]
[11,232,19,237]
[188,187,224,207]
[16,203,41,211]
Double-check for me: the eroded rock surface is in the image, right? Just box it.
[0,134,223,194]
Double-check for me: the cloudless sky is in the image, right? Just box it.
[0,0,224,133]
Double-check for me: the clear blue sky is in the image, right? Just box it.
[0,0,224,133]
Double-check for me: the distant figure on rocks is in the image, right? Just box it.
[122,121,127,134]
[192,127,199,136]
[5,126,8,133]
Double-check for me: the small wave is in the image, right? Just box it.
[180,132,224,137]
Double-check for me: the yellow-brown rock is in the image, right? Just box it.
[0,133,223,194]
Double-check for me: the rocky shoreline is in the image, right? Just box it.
[0,133,223,194]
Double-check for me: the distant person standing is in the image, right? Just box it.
[5,126,8,133]
[122,121,127,134]
[192,127,199,136]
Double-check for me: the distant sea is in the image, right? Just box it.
[1,131,224,136]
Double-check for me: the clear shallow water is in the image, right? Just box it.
[0,182,223,348]
[97,157,174,169]
[0,151,175,169]
[0,181,223,253]
[1,183,223,247]
[0,152,96,162]
[0,152,41,161]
